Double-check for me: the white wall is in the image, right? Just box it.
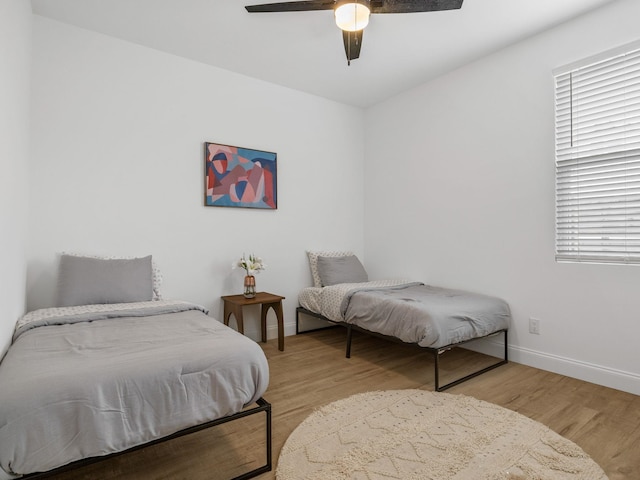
[0,0,31,360]
[28,16,365,340]
[364,0,640,395]
[22,1,640,395]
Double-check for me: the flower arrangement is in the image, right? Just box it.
[234,254,266,276]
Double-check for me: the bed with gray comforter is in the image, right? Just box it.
[298,280,510,390]
[342,283,511,349]
[299,281,510,350]
[0,300,269,478]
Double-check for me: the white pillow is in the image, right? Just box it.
[306,250,354,288]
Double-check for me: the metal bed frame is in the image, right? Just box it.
[20,397,272,480]
[296,306,508,392]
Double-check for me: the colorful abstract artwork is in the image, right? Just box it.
[204,142,277,209]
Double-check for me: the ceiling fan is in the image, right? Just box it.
[245,0,464,65]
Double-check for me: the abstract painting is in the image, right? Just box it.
[204,142,277,209]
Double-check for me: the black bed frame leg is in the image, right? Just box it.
[346,325,352,358]
[434,351,440,391]
[265,399,273,473]
[504,330,509,362]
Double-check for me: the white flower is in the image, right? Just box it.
[234,253,267,276]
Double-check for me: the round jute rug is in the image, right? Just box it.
[276,389,608,480]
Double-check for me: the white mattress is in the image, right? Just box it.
[298,286,323,316]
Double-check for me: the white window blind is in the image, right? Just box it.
[555,44,640,264]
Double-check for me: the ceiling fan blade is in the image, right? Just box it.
[342,29,363,65]
[370,0,463,14]
[245,0,336,13]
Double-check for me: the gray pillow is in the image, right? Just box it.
[57,254,154,307]
[316,255,368,287]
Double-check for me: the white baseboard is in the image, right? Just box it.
[464,336,640,396]
[257,323,640,396]
[238,321,298,345]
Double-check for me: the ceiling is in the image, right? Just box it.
[30,0,619,108]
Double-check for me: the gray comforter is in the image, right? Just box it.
[341,284,510,349]
[0,302,269,477]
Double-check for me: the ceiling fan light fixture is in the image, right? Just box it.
[335,1,370,32]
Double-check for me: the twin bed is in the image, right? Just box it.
[297,251,511,391]
[0,255,271,480]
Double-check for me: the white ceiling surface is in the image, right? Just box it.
[30,0,618,108]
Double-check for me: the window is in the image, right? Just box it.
[554,42,640,264]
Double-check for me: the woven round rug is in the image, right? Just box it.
[276,389,608,480]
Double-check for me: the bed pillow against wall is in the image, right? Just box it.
[57,254,154,307]
[306,250,354,288]
[316,255,369,286]
[61,252,163,300]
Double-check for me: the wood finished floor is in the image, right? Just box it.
[45,327,639,480]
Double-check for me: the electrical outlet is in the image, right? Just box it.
[529,318,540,335]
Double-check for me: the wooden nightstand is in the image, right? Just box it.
[221,292,285,351]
